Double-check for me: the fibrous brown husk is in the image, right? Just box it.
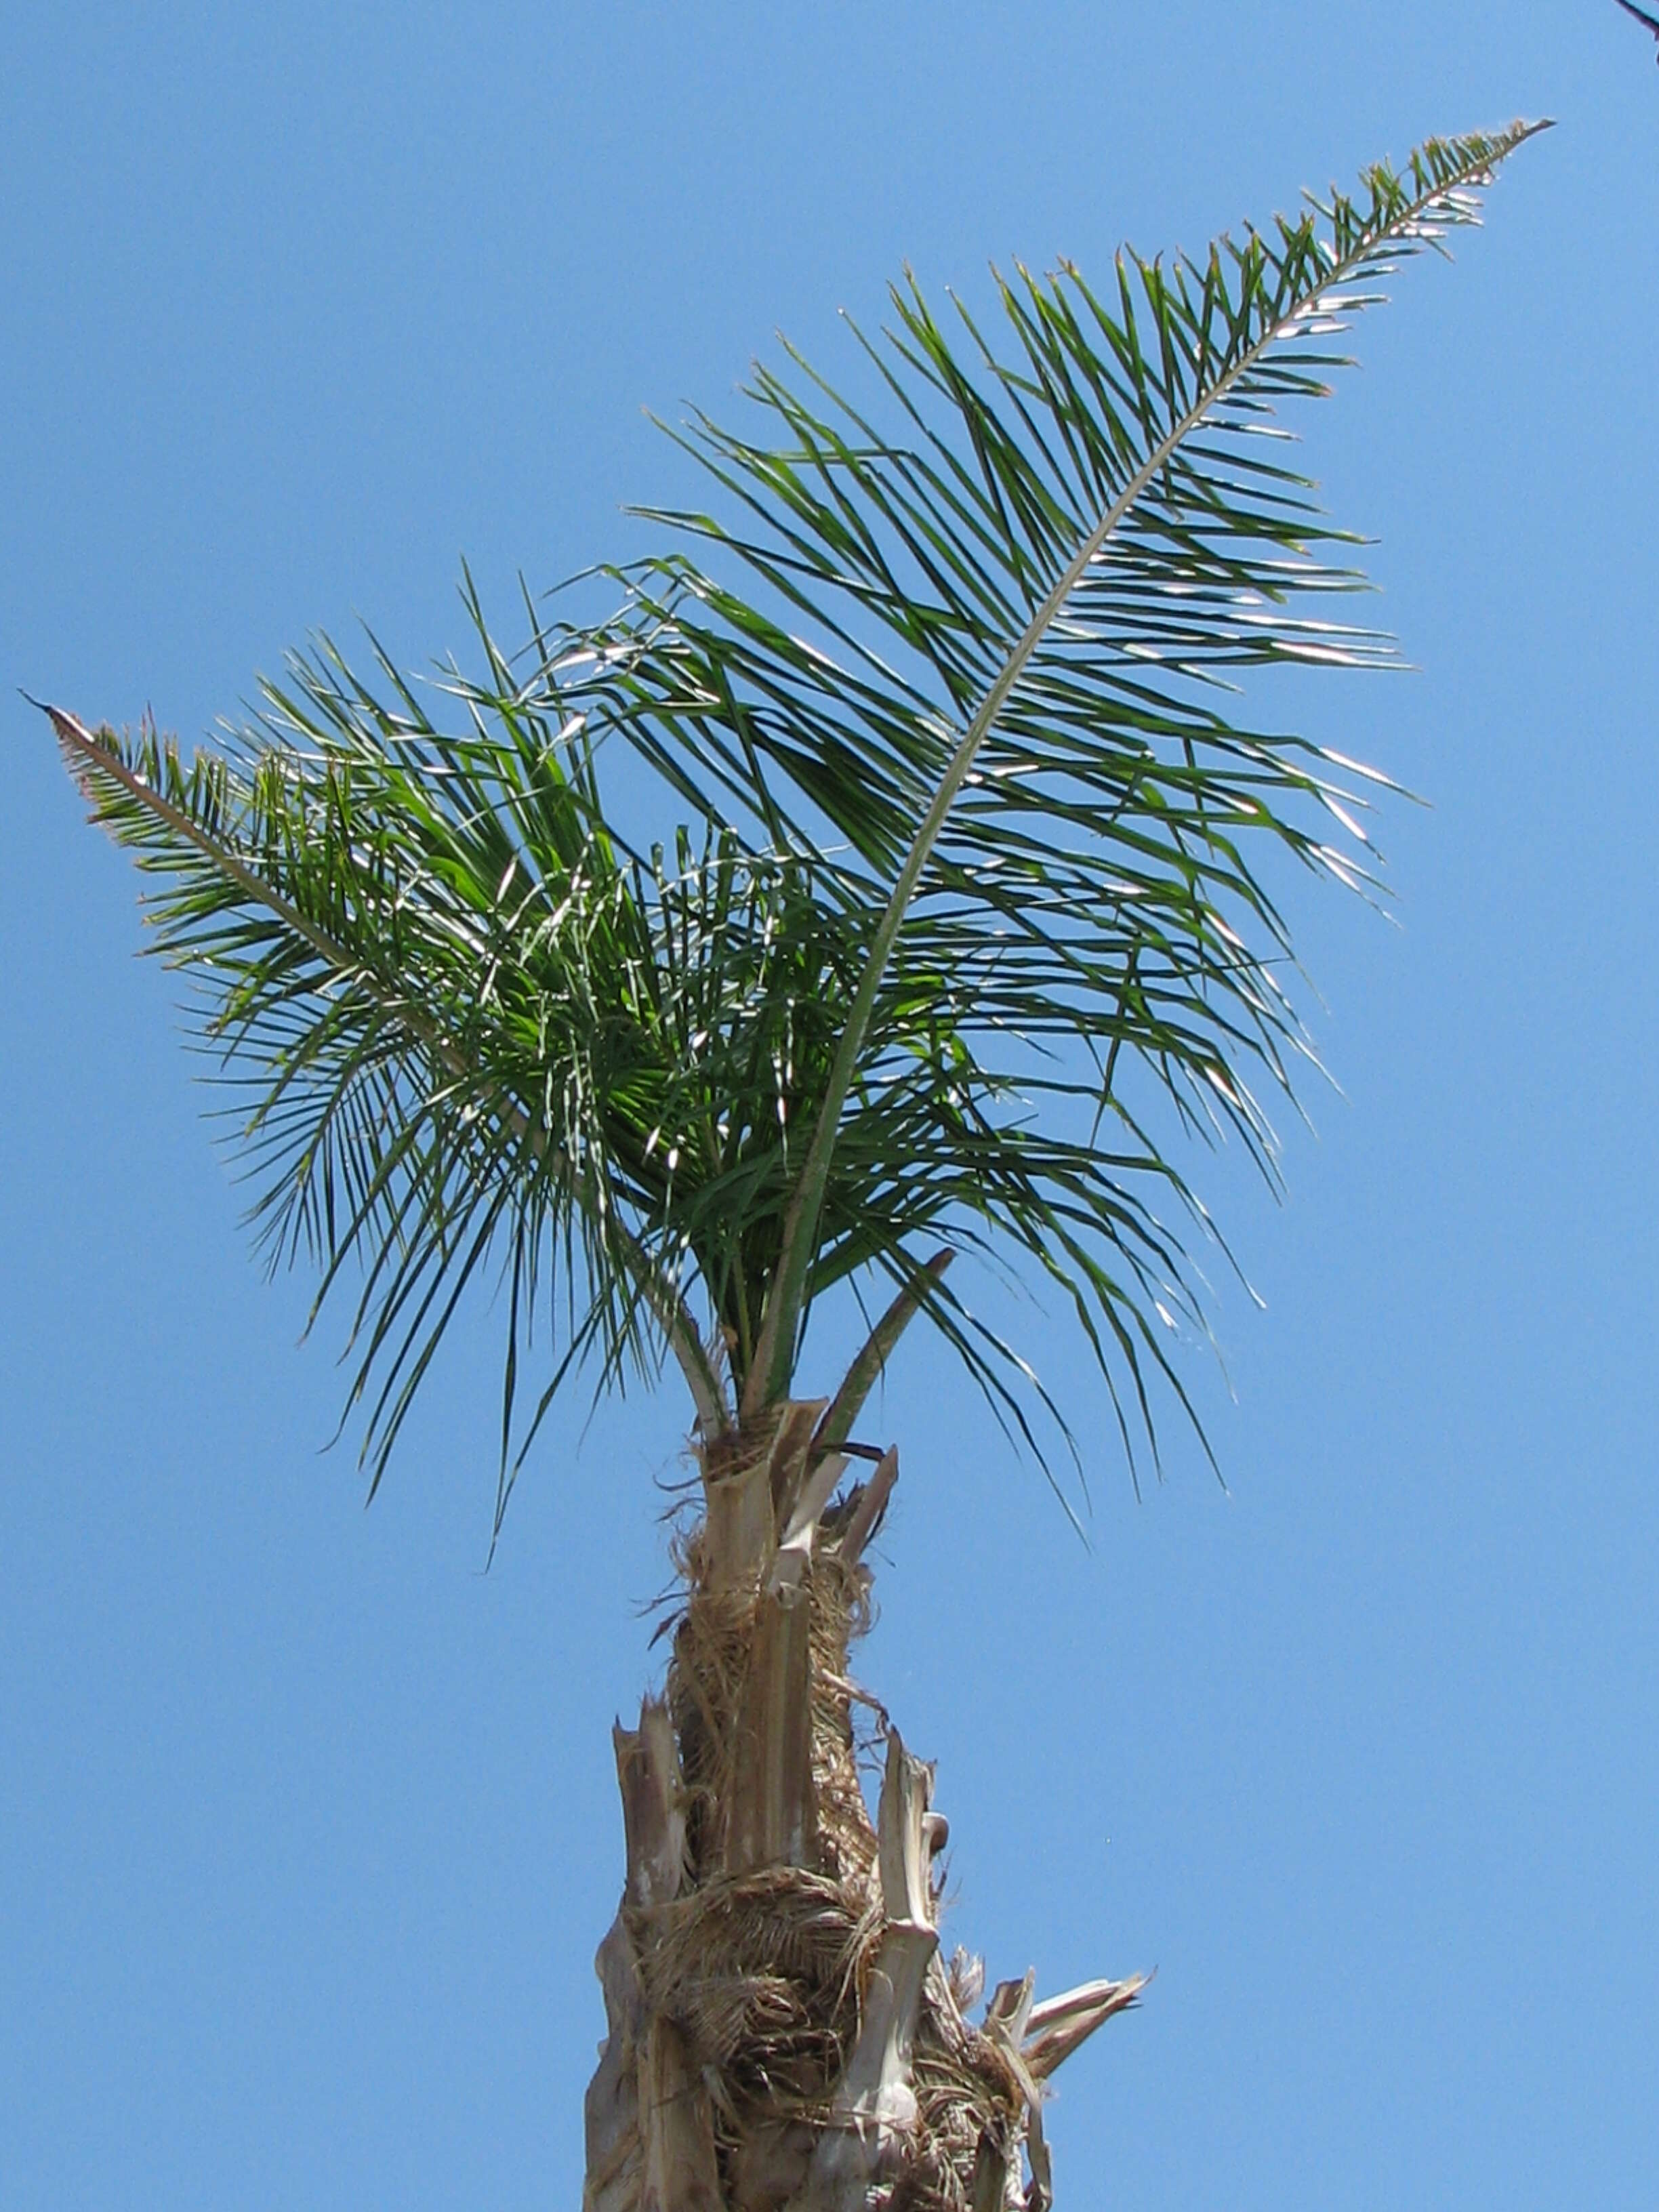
[626,1870,1031,2209]
[587,1418,1119,2212]
[636,1498,1030,2209]
[633,1868,874,2110]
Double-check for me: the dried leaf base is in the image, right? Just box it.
[582,1409,1143,2212]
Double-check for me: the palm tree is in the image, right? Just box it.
[40,124,1540,2211]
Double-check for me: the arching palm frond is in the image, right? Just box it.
[474,125,1544,1421]
[46,124,1543,1522]
[47,670,734,1493]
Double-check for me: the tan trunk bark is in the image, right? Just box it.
[581,1408,1145,2212]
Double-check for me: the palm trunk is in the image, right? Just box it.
[581,1406,1143,2212]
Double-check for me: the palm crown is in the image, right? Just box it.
[46,125,1540,1540]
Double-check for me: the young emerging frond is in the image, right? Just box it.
[44,123,1544,1524]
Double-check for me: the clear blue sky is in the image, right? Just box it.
[3,5,1654,2207]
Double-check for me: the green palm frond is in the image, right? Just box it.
[541,125,1545,1410]
[46,676,733,1479]
[45,123,1544,1524]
